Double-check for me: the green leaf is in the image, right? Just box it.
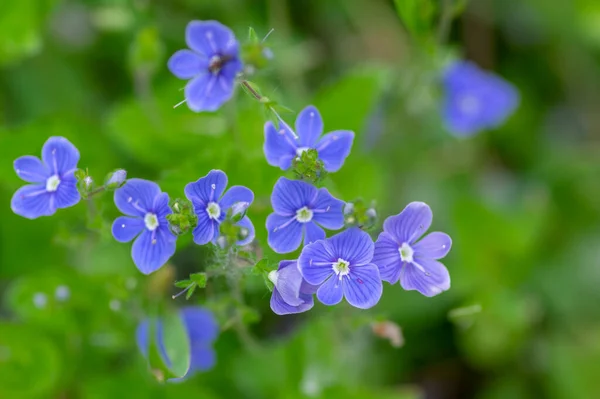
[148,312,191,380]
[174,280,191,288]
[185,284,197,300]
[190,272,207,288]
[393,0,436,40]
[248,27,259,43]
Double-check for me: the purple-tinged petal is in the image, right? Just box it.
[383,202,432,245]
[343,264,382,309]
[54,179,80,209]
[304,222,325,246]
[131,227,177,274]
[189,346,216,373]
[112,216,144,243]
[220,58,243,80]
[372,232,402,284]
[184,73,234,112]
[181,307,218,343]
[270,288,314,315]
[14,156,49,183]
[263,121,298,170]
[300,280,320,295]
[413,232,452,260]
[11,184,55,219]
[273,261,305,306]
[328,228,374,266]
[235,216,255,246]
[266,213,303,253]
[298,240,335,285]
[271,177,317,216]
[185,170,228,205]
[310,188,344,230]
[41,137,80,175]
[316,276,343,306]
[316,130,354,172]
[295,105,323,147]
[400,258,450,297]
[152,192,172,219]
[192,209,218,245]
[114,179,161,217]
[186,20,239,57]
[219,186,254,210]
[168,49,207,79]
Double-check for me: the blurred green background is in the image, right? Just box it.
[2,0,600,398]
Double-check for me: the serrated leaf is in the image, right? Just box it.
[174,280,191,288]
[190,272,207,288]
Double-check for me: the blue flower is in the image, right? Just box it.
[266,177,344,254]
[264,105,354,172]
[372,202,452,297]
[442,60,519,137]
[298,228,382,309]
[185,170,255,246]
[111,179,177,274]
[168,20,243,112]
[136,307,218,380]
[269,260,319,315]
[11,136,81,219]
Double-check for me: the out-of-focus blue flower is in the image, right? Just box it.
[168,20,243,112]
[185,170,255,246]
[298,228,382,309]
[269,260,318,315]
[136,307,218,380]
[11,136,81,219]
[266,177,344,254]
[111,179,177,274]
[264,105,354,172]
[442,60,519,136]
[372,202,452,297]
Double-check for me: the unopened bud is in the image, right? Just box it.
[105,169,127,189]
[344,202,354,215]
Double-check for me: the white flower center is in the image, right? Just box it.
[268,270,279,286]
[144,212,159,231]
[399,243,414,263]
[332,258,350,279]
[207,202,221,220]
[458,94,480,115]
[296,206,314,223]
[46,174,61,192]
[296,147,310,157]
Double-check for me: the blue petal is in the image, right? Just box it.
[383,202,432,245]
[219,186,254,210]
[316,275,343,306]
[184,71,234,112]
[112,216,144,243]
[135,319,169,365]
[295,105,323,147]
[186,20,239,57]
[14,156,49,183]
[54,178,81,209]
[235,216,255,246]
[328,228,374,266]
[152,192,173,218]
[310,187,344,230]
[413,232,452,260]
[342,263,382,309]
[220,58,243,79]
[131,227,177,274]
[316,130,354,172]
[271,177,317,215]
[372,232,402,284]
[189,346,216,373]
[11,184,55,219]
[168,49,207,79]
[304,222,325,246]
[41,137,80,175]
[400,258,450,297]
[274,260,305,306]
[270,288,314,315]
[181,307,219,343]
[192,208,218,245]
[297,239,335,285]
[266,213,303,253]
[263,121,297,170]
[185,170,227,205]
[114,179,161,217]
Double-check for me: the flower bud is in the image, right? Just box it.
[105,169,127,189]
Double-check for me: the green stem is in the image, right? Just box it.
[437,0,454,44]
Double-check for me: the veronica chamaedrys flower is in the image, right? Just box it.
[372,202,452,297]
[136,307,218,380]
[11,136,81,219]
[269,260,319,315]
[442,60,519,136]
[185,170,255,246]
[168,20,243,112]
[266,177,344,254]
[264,105,354,172]
[298,228,382,309]
[111,179,177,274]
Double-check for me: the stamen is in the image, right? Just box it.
[173,99,187,109]
[316,134,339,152]
[312,206,331,214]
[262,28,275,42]
[273,217,296,232]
